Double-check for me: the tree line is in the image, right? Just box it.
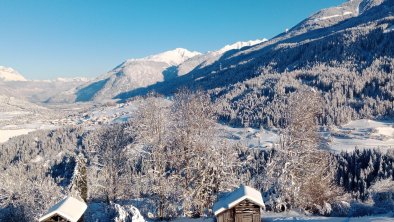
[0,90,393,221]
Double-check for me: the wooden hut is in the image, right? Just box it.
[213,185,265,222]
[39,196,87,222]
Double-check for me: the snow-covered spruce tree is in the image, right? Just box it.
[132,94,180,219]
[70,153,88,202]
[335,148,394,200]
[265,90,341,214]
[171,89,239,217]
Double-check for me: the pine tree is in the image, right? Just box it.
[71,153,88,202]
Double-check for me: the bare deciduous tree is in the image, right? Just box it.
[132,94,180,219]
[90,124,133,203]
[171,89,239,216]
[265,90,342,214]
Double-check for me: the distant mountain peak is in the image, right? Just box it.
[127,48,201,65]
[214,39,268,54]
[0,66,27,81]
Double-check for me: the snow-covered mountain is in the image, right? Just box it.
[0,94,48,113]
[0,66,91,102]
[113,0,394,128]
[102,48,201,88]
[0,66,27,81]
[45,0,393,106]
[49,41,266,103]
[0,78,89,103]
[45,77,91,83]
[128,48,201,65]
[286,0,362,36]
[52,48,200,103]
[177,39,267,76]
[214,39,267,55]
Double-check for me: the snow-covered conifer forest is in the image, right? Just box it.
[1,0,394,221]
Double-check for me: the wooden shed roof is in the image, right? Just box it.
[213,185,265,216]
[39,196,87,222]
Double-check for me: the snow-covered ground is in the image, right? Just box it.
[0,129,36,143]
[263,211,394,222]
[314,11,353,22]
[0,122,56,143]
[0,100,138,143]
[326,119,394,152]
[51,100,139,127]
[0,111,30,121]
[221,125,280,149]
[221,119,394,152]
[144,214,394,222]
[384,24,394,33]
[0,107,58,143]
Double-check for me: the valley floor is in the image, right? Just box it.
[167,214,394,222]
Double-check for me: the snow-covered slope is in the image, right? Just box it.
[288,0,362,35]
[49,41,266,103]
[283,0,385,38]
[102,48,200,88]
[0,66,27,81]
[221,119,394,152]
[325,119,394,152]
[53,48,201,102]
[114,0,394,128]
[359,0,385,14]
[0,94,56,143]
[177,39,267,76]
[129,48,201,65]
[214,39,268,55]
[53,77,91,83]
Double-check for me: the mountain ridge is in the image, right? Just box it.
[48,40,267,103]
[114,0,394,127]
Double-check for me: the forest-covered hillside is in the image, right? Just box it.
[116,0,394,128]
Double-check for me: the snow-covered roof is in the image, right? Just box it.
[213,185,265,216]
[39,196,87,222]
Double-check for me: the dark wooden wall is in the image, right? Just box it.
[217,208,234,222]
[217,199,261,222]
[43,214,70,222]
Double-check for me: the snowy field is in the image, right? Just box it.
[0,109,60,143]
[0,100,139,143]
[0,122,56,143]
[0,111,48,143]
[261,211,394,222]
[221,119,394,152]
[0,111,30,121]
[326,119,394,152]
[0,129,36,143]
[159,215,394,222]
[221,125,280,149]
[263,217,393,222]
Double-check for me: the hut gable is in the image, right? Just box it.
[39,196,87,222]
[213,185,265,216]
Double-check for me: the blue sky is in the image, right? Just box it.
[0,0,345,79]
